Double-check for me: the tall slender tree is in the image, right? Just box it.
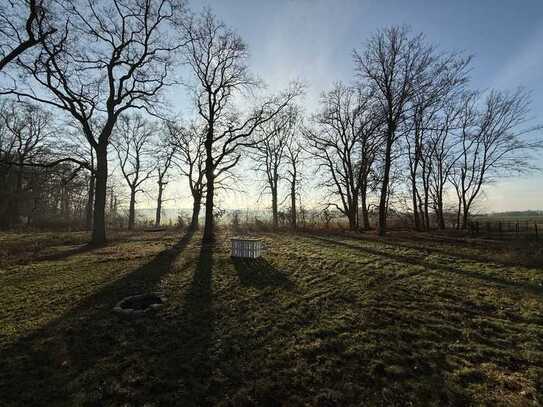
[305,83,380,230]
[354,26,435,235]
[450,89,539,228]
[168,120,206,231]
[252,105,299,229]
[154,128,177,227]
[285,134,304,230]
[182,9,301,242]
[113,114,155,230]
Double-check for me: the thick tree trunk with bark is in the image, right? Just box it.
[92,146,107,245]
[190,192,201,231]
[378,136,393,236]
[348,210,358,230]
[86,173,95,230]
[203,178,214,241]
[290,180,296,229]
[347,195,359,231]
[271,185,278,228]
[462,206,470,230]
[202,133,215,242]
[411,179,421,231]
[155,182,163,227]
[128,188,136,230]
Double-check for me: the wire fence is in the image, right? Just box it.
[467,220,540,240]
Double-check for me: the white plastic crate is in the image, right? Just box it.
[231,237,263,258]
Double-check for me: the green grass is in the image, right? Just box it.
[0,228,542,406]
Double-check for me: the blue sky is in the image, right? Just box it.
[168,0,543,212]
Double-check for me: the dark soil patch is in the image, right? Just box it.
[120,294,163,310]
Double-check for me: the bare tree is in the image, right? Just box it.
[356,92,383,230]
[0,99,93,228]
[305,83,380,231]
[404,52,470,230]
[450,89,540,229]
[0,100,53,226]
[5,0,185,244]
[427,98,465,229]
[252,105,299,228]
[55,123,99,229]
[182,9,301,242]
[154,126,177,227]
[0,0,57,72]
[113,114,155,230]
[85,148,95,230]
[285,133,304,230]
[354,26,435,235]
[167,120,206,231]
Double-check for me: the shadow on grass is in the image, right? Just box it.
[232,256,293,289]
[5,230,176,267]
[0,229,203,406]
[147,241,216,403]
[308,235,543,296]
[307,229,543,268]
[33,243,99,262]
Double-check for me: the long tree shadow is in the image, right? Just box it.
[308,235,543,296]
[152,242,215,404]
[0,229,195,406]
[33,243,100,263]
[305,229,543,268]
[232,257,293,289]
[7,230,176,267]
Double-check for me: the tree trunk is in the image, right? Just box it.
[203,176,214,242]
[462,206,470,230]
[348,195,358,231]
[202,130,215,242]
[128,188,136,230]
[92,145,108,245]
[361,184,370,230]
[423,190,430,231]
[86,173,95,230]
[290,180,296,230]
[455,197,462,230]
[348,211,357,230]
[436,195,445,230]
[155,182,163,227]
[6,166,24,226]
[411,178,421,231]
[378,136,393,236]
[271,185,278,228]
[190,192,201,230]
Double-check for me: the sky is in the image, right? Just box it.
[158,0,543,213]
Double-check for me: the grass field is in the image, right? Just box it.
[1,228,542,406]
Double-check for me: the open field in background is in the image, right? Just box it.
[1,228,542,406]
